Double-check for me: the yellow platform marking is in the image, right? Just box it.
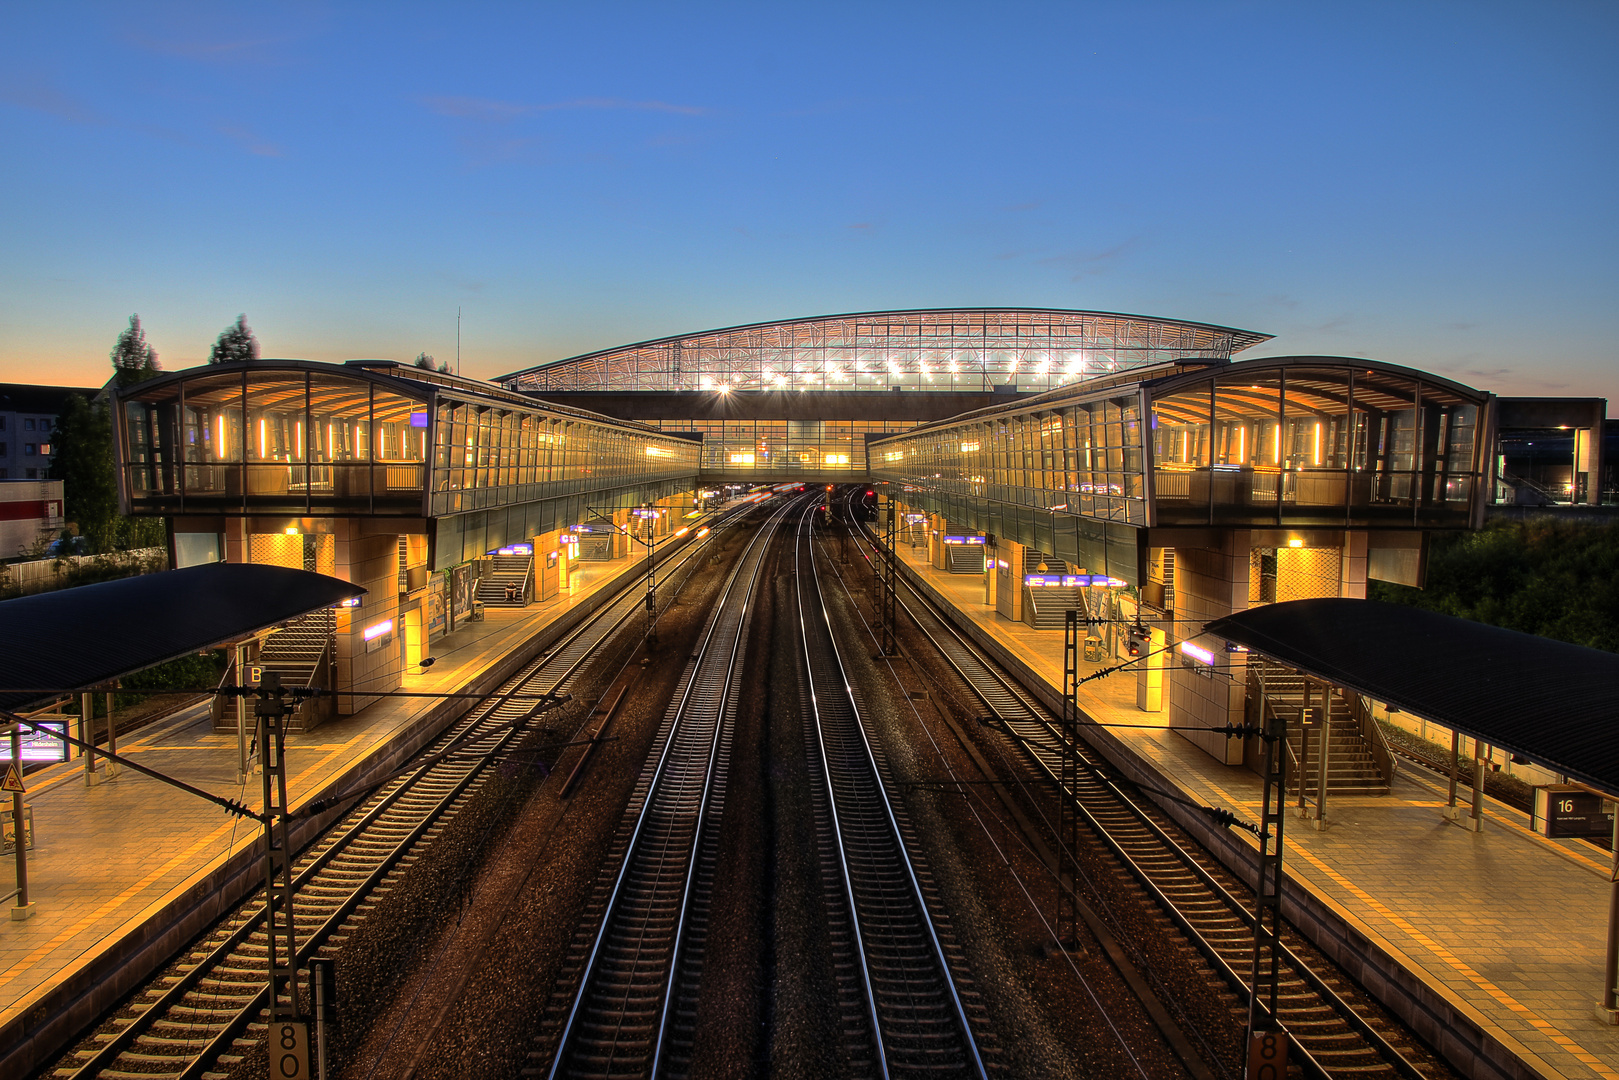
[1287,842,1619,1080]
[0,816,247,1004]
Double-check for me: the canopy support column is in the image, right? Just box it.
[1443,729,1462,823]
[1601,810,1619,1023]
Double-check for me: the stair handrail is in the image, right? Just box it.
[521,555,534,603]
[210,655,236,728]
[1351,692,1398,786]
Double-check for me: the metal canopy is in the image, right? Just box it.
[1205,598,1619,797]
[0,563,365,711]
[496,308,1272,394]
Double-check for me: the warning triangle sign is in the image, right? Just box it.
[1,763,24,794]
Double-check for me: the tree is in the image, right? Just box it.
[208,314,260,364]
[47,393,119,552]
[110,314,161,385]
[414,351,451,373]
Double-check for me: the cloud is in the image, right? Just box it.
[454,134,545,169]
[1035,238,1140,281]
[0,77,102,125]
[218,124,284,157]
[421,95,709,121]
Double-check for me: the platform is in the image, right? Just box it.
[0,540,672,1076]
[887,538,1619,1080]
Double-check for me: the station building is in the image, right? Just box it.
[867,353,1498,767]
[114,359,700,715]
[494,308,1266,485]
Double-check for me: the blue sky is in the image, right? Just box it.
[2,2,1615,403]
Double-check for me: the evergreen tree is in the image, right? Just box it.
[110,314,161,384]
[47,393,119,552]
[414,351,451,373]
[208,314,260,364]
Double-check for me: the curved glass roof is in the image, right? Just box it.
[496,308,1271,395]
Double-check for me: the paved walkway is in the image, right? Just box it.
[0,545,653,1034]
[891,541,1619,1080]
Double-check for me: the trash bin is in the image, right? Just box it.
[1084,636,1107,663]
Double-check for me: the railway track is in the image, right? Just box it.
[797,506,992,1079]
[852,517,1444,1080]
[48,504,754,1080]
[536,496,795,1079]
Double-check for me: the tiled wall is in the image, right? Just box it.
[1169,530,1251,764]
[335,521,401,714]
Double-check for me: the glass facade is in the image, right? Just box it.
[639,418,916,474]
[497,309,1270,395]
[1149,364,1486,527]
[870,358,1493,579]
[117,362,700,518]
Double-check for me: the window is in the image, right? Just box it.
[39,419,50,432]
[23,419,34,431]
[0,443,7,456]
[24,444,35,456]
[25,468,37,479]
[0,417,7,431]
[0,468,8,479]
[38,443,50,456]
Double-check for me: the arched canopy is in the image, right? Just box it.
[497,308,1272,395]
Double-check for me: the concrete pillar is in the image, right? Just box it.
[1339,531,1369,599]
[1136,624,1166,712]
[996,541,1026,622]
[1168,530,1251,765]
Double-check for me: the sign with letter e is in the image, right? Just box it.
[270,1020,309,1080]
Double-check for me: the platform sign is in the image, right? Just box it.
[1532,786,1615,839]
[0,720,67,763]
[1246,1029,1288,1079]
[269,1019,309,1080]
[242,665,264,688]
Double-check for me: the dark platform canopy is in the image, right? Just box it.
[1206,599,1619,797]
[0,563,364,711]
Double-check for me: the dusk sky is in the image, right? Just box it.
[3,2,1614,403]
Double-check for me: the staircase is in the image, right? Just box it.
[259,610,335,690]
[1251,660,1391,796]
[1024,587,1092,629]
[946,544,985,573]
[477,554,532,607]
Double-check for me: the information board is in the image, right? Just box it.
[0,721,68,763]
[1532,786,1615,839]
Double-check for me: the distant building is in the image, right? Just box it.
[0,480,65,558]
[0,383,98,481]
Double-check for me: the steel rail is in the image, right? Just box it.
[796,506,989,1080]
[545,497,795,1079]
[858,521,1433,1080]
[52,503,756,1080]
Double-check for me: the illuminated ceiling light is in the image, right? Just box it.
[948,361,959,375]
[1066,357,1082,375]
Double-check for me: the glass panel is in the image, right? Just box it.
[1282,369,1350,513]
[245,372,307,501]
[1150,380,1211,520]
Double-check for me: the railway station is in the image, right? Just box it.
[0,307,1614,1080]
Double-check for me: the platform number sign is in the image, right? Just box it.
[1246,1029,1289,1080]
[270,1020,309,1080]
